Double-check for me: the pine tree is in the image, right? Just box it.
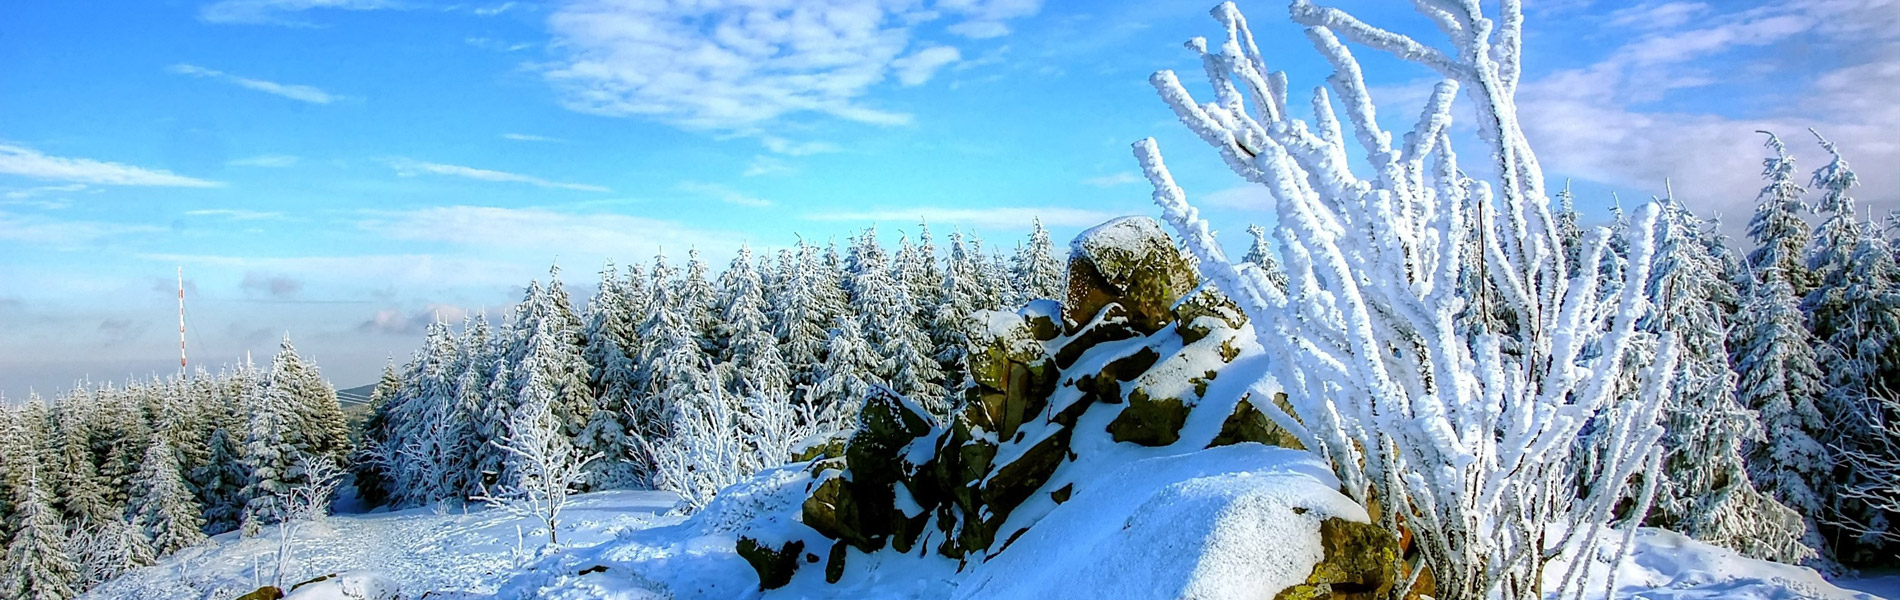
[774,243,833,401]
[578,262,645,488]
[240,337,316,535]
[4,465,78,600]
[66,516,154,591]
[1012,218,1067,302]
[350,362,402,508]
[44,393,115,530]
[679,250,720,355]
[852,234,947,412]
[1746,131,1813,292]
[1732,267,1831,551]
[933,231,987,404]
[719,246,793,400]
[1817,225,1900,550]
[1242,224,1290,293]
[1643,200,1810,562]
[129,438,207,556]
[193,427,247,535]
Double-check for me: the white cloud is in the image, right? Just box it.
[390,159,610,192]
[355,205,735,256]
[1081,172,1141,187]
[1518,0,1900,223]
[4,183,89,200]
[0,210,165,248]
[807,206,1120,229]
[168,64,341,104]
[1201,185,1274,212]
[185,209,285,220]
[500,133,564,143]
[227,154,300,167]
[198,0,399,25]
[360,303,471,335]
[743,156,795,177]
[0,144,222,187]
[1605,2,1709,30]
[938,0,1041,39]
[677,180,772,207]
[473,2,515,16]
[540,0,1040,131]
[759,136,840,156]
[892,46,962,86]
[466,37,534,52]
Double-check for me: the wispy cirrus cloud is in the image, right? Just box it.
[198,0,400,25]
[806,206,1118,229]
[0,144,221,187]
[355,205,735,256]
[540,0,1040,133]
[0,210,165,248]
[185,209,285,220]
[168,64,342,104]
[677,180,772,207]
[500,133,564,143]
[389,159,610,192]
[227,154,300,168]
[5,183,91,200]
[1081,172,1140,187]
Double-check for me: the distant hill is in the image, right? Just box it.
[336,383,376,407]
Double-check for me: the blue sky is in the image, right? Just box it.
[2,0,1894,396]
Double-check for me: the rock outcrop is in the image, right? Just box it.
[736,216,1389,597]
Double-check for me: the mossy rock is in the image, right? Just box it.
[1063,217,1200,336]
[1210,393,1305,450]
[1272,518,1399,600]
[1107,389,1190,446]
[794,436,849,463]
[800,473,891,553]
[847,387,936,488]
[234,586,284,600]
[825,541,849,584]
[738,536,807,590]
[1054,304,1142,369]
[982,423,1074,516]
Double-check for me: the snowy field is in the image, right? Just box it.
[81,484,1895,600]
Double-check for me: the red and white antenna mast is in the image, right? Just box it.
[178,266,188,374]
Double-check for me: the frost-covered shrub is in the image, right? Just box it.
[1134,2,1680,598]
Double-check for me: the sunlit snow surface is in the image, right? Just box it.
[84,475,1887,600]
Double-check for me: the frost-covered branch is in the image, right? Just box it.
[1136,2,1677,598]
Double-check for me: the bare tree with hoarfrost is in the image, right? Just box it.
[474,378,600,548]
[1132,2,1680,598]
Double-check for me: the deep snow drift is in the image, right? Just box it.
[81,469,1887,600]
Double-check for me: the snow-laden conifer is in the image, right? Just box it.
[1644,199,1811,563]
[1240,224,1289,293]
[578,262,645,488]
[1733,267,1831,544]
[1012,218,1067,302]
[807,316,881,429]
[1747,132,1813,291]
[128,437,207,556]
[4,464,78,600]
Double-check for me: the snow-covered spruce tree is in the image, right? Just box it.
[854,238,947,414]
[1746,131,1813,292]
[474,378,599,547]
[636,254,716,442]
[45,393,117,532]
[511,267,595,443]
[1732,266,1832,551]
[194,426,248,535]
[274,337,351,468]
[1241,223,1290,293]
[933,231,987,404]
[1012,218,1067,302]
[807,316,882,429]
[386,319,471,506]
[1134,3,1680,597]
[678,249,721,356]
[350,362,402,509]
[774,243,834,402]
[128,437,207,556]
[456,314,501,498]
[1643,199,1810,563]
[1841,391,1900,546]
[241,337,317,536]
[578,261,646,489]
[718,245,794,401]
[1816,224,1900,551]
[4,464,79,600]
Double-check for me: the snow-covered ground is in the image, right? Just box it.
[84,478,1891,600]
[81,490,682,599]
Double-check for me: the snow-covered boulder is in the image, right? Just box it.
[282,571,400,600]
